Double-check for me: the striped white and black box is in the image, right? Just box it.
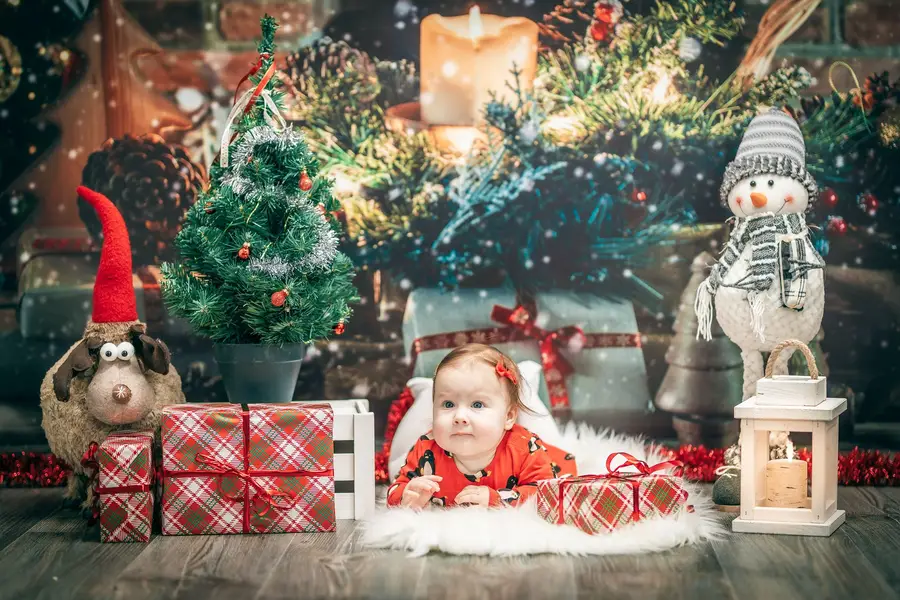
[296,399,375,520]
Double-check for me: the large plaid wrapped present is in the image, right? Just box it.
[536,452,689,534]
[161,403,336,536]
[403,288,650,414]
[87,431,155,543]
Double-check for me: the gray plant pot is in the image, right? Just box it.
[213,343,306,404]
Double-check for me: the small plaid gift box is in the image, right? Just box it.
[86,431,155,543]
[160,403,336,536]
[536,452,689,535]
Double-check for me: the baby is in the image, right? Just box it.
[387,343,576,509]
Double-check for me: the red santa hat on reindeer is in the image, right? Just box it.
[76,185,139,324]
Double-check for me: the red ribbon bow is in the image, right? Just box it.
[495,361,518,384]
[81,441,100,473]
[555,452,687,527]
[195,450,298,519]
[233,52,276,110]
[491,302,587,409]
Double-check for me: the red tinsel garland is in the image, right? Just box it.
[5,387,900,488]
[374,385,416,484]
[0,452,69,487]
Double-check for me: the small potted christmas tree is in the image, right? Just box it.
[161,15,358,404]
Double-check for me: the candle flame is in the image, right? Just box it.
[786,438,794,461]
[651,72,671,103]
[469,5,484,39]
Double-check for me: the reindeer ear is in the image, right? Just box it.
[134,333,171,375]
[52,339,97,402]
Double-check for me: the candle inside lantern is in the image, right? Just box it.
[419,6,538,126]
[765,439,808,508]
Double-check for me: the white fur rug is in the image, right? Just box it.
[361,423,725,556]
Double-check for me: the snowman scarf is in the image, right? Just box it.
[695,212,824,342]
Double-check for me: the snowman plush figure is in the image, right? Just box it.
[695,108,826,399]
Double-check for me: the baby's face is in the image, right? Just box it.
[432,360,516,461]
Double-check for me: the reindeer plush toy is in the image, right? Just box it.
[40,186,186,506]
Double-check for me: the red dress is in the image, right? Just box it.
[387,424,577,508]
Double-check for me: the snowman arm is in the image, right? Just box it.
[707,260,728,292]
[708,219,749,291]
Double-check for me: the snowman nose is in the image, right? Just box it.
[750,192,768,208]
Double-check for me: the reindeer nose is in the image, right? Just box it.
[112,384,132,404]
[750,192,768,208]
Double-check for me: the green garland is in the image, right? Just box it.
[286,0,891,292]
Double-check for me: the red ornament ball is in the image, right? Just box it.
[631,188,648,203]
[237,242,250,260]
[204,201,215,214]
[819,188,838,208]
[828,217,848,235]
[859,193,879,215]
[590,2,621,42]
[299,171,313,192]
[271,289,289,307]
[334,322,345,335]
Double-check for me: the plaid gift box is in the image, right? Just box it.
[536,452,689,535]
[160,403,336,536]
[92,431,155,543]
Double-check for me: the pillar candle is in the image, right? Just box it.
[765,458,808,508]
[419,6,538,126]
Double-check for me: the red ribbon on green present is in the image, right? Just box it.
[491,302,588,409]
[163,405,334,534]
[410,300,642,410]
[555,452,687,526]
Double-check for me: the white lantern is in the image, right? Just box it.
[732,339,846,536]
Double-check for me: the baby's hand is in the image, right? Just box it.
[454,485,492,507]
[400,475,442,509]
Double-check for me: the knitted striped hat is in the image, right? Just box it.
[720,108,817,206]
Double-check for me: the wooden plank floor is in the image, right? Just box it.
[1,487,899,600]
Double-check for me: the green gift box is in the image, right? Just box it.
[17,250,192,340]
[402,288,651,414]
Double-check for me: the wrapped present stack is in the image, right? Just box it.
[82,400,376,542]
[536,453,689,535]
[87,431,155,543]
[160,403,337,536]
[403,288,652,425]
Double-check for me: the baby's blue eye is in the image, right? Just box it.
[441,400,454,409]
[472,401,485,409]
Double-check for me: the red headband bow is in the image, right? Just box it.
[495,362,517,385]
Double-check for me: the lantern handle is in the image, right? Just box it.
[764,339,819,379]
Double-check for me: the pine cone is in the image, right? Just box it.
[285,36,374,95]
[79,134,206,266]
[0,34,22,103]
[539,0,595,49]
